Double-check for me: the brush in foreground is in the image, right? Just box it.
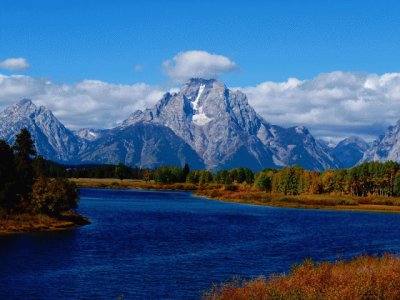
[204,255,400,300]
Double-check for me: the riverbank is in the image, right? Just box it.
[0,211,90,235]
[71,178,400,213]
[204,254,400,300]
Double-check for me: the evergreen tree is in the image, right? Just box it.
[243,168,255,184]
[13,128,36,157]
[154,166,183,183]
[13,128,36,203]
[115,163,129,180]
[0,140,17,210]
[182,163,190,181]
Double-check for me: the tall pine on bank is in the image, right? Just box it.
[13,128,36,203]
[0,141,17,210]
[1,128,80,215]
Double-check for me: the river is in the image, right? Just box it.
[1,188,400,299]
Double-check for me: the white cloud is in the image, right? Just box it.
[0,58,30,70]
[2,70,400,142]
[163,50,237,82]
[240,71,400,142]
[0,74,165,129]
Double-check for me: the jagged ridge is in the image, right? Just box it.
[362,121,400,163]
[0,79,345,170]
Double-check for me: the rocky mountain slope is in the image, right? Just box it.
[361,121,400,163]
[0,79,344,170]
[73,128,106,141]
[0,99,82,162]
[122,78,337,171]
[329,136,370,168]
[79,123,205,169]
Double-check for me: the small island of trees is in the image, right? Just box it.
[0,129,87,234]
[5,128,400,222]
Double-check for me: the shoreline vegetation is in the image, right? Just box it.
[72,178,400,213]
[4,155,400,298]
[0,210,90,236]
[70,175,400,299]
[203,254,400,299]
[0,129,89,236]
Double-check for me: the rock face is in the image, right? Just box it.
[0,99,82,162]
[79,123,205,169]
[330,136,370,168]
[73,128,105,141]
[0,79,341,170]
[123,78,337,171]
[361,121,400,163]
[260,125,338,171]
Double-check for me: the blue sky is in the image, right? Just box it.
[1,0,400,141]
[1,0,400,85]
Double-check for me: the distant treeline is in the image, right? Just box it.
[35,158,400,197]
[32,160,143,179]
[149,162,400,197]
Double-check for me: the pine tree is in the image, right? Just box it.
[13,128,36,204]
[13,128,36,157]
[115,163,129,180]
[0,140,17,210]
[182,163,190,181]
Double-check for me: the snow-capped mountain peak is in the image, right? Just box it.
[119,78,338,170]
[0,79,347,171]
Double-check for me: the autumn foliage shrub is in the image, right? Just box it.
[31,177,79,215]
[204,255,400,300]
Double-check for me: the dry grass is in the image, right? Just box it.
[71,178,198,191]
[204,255,400,300]
[0,210,90,235]
[196,187,400,213]
[71,178,400,213]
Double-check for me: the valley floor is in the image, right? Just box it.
[0,211,90,235]
[72,178,400,213]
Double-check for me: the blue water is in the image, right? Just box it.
[2,188,400,299]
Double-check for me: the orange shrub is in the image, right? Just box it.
[204,255,400,300]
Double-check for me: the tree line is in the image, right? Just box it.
[134,162,400,197]
[0,129,78,215]
[24,158,400,197]
[4,130,400,200]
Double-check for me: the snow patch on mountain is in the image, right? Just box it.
[119,78,338,171]
[74,128,105,141]
[0,78,346,170]
[191,83,212,126]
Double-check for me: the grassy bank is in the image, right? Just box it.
[71,178,400,213]
[72,177,198,191]
[0,210,90,235]
[204,255,400,300]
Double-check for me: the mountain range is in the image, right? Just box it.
[0,78,398,171]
